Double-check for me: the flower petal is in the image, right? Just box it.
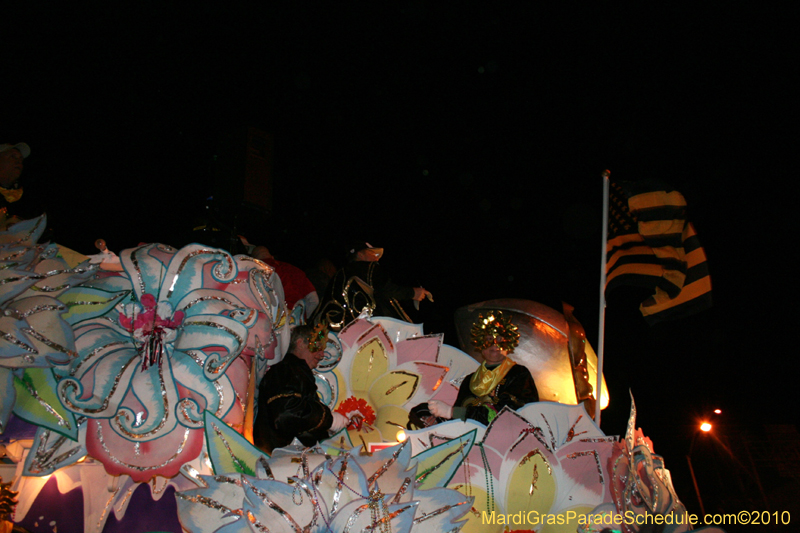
[176,314,248,379]
[111,353,180,440]
[13,367,78,438]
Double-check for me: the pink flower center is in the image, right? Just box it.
[118,293,185,370]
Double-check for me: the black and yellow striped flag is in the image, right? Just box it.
[606,179,712,324]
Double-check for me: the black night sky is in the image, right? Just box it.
[5,3,798,512]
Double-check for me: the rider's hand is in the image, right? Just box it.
[428,400,453,419]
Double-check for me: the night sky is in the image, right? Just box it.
[5,2,798,509]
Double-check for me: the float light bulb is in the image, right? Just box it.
[592,390,610,410]
[396,430,407,442]
[714,409,721,414]
[700,422,712,432]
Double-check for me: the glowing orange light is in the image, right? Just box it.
[396,430,407,442]
[714,409,721,414]
[700,422,712,432]
[591,390,610,410]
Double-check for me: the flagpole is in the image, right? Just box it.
[596,170,610,426]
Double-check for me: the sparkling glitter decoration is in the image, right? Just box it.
[118,293,185,370]
[1,231,291,533]
[308,322,329,352]
[325,318,479,446]
[52,243,281,482]
[469,310,520,353]
[579,393,696,533]
[402,401,616,531]
[177,427,473,533]
[0,215,94,435]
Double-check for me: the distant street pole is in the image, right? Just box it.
[686,452,706,515]
[686,424,711,515]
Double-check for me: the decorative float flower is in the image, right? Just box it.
[579,394,726,533]
[316,316,479,447]
[215,254,290,444]
[224,255,290,383]
[7,243,288,532]
[118,293,185,368]
[175,410,474,533]
[0,215,95,437]
[405,402,616,533]
[53,243,280,482]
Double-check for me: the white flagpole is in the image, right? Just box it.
[596,170,610,426]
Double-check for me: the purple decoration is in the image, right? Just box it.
[102,484,182,533]
[14,477,182,533]
[0,414,39,442]
[15,476,83,533]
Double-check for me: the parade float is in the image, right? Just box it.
[0,216,722,533]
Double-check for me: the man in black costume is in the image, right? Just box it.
[427,310,538,425]
[313,242,432,329]
[254,324,347,453]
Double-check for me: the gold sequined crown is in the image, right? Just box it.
[308,322,329,352]
[470,310,520,352]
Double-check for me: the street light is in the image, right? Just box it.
[686,409,721,515]
[687,408,772,513]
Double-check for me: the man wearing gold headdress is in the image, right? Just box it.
[254,324,349,453]
[428,310,538,425]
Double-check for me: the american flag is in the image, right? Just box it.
[606,179,712,324]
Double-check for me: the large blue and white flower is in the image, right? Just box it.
[56,243,276,481]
